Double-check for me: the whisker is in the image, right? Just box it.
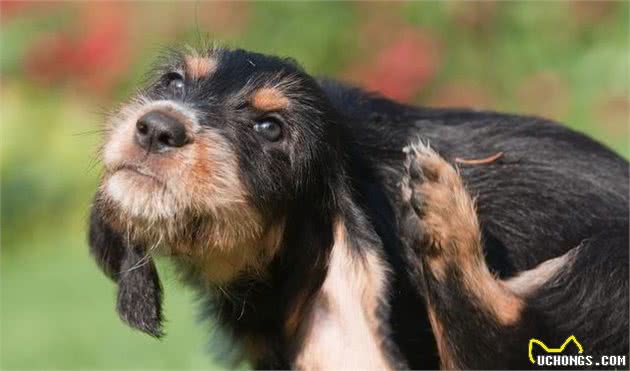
[121,234,163,275]
[86,146,104,173]
[72,129,110,137]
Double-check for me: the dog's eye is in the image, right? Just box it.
[163,72,185,99]
[253,118,282,142]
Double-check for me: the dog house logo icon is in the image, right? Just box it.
[528,335,584,364]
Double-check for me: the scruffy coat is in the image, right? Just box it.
[89,47,629,369]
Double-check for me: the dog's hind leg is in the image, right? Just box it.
[400,142,629,370]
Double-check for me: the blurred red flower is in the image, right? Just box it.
[23,2,131,94]
[0,0,53,21]
[347,28,441,102]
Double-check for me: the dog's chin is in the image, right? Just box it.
[101,168,267,254]
[102,173,200,259]
[105,168,181,221]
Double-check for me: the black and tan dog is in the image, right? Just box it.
[88,47,629,369]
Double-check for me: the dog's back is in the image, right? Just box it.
[321,79,629,368]
[320,78,627,266]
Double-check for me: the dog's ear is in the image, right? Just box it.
[88,204,126,281]
[88,200,164,338]
[116,244,164,338]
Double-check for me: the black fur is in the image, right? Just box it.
[116,245,164,338]
[89,198,164,337]
[88,47,629,369]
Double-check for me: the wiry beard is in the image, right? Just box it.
[93,176,292,285]
[94,187,264,258]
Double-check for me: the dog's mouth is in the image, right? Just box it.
[112,164,165,187]
[103,161,181,221]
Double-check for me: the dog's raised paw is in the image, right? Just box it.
[401,141,481,269]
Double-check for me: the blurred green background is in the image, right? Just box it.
[1,1,628,369]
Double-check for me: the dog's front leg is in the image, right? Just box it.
[289,212,399,370]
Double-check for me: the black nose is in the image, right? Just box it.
[135,111,189,152]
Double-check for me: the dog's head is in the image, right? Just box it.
[89,47,348,337]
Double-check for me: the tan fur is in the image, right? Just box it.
[404,142,523,326]
[505,248,574,297]
[182,220,285,284]
[251,87,290,112]
[242,335,269,365]
[184,55,217,79]
[284,289,312,341]
[293,220,391,371]
[427,308,458,370]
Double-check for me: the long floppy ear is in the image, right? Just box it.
[116,244,164,338]
[88,198,164,338]
[88,203,126,281]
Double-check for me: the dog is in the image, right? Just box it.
[88,47,629,369]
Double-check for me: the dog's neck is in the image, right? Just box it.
[202,188,398,369]
[290,217,394,370]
